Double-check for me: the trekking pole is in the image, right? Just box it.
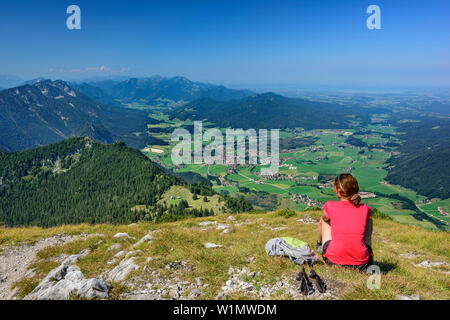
[309,268,327,293]
[303,266,315,295]
[296,265,309,296]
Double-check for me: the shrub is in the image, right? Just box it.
[274,209,296,218]
[372,208,393,220]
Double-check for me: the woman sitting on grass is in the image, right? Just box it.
[316,173,373,271]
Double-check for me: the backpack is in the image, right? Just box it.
[265,237,326,296]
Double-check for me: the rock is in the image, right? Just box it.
[77,278,111,299]
[221,227,233,234]
[108,258,139,282]
[128,223,137,227]
[399,252,419,259]
[114,251,125,259]
[124,293,157,300]
[195,277,203,286]
[199,221,217,227]
[106,258,117,265]
[113,233,131,239]
[126,250,143,258]
[61,249,90,267]
[188,289,201,299]
[217,224,231,230]
[396,294,420,300]
[215,292,226,300]
[205,243,223,249]
[169,286,180,299]
[296,216,318,224]
[106,243,122,252]
[133,234,154,248]
[25,268,36,279]
[24,265,110,300]
[165,261,192,271]
[227,216,236,221]
[414,260,447,268]
[245,284,255,291]
[249,272,256,278]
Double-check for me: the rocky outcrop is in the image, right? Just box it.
[132,233,154,248]
[113,233,131,240]
[24,249,110,300]
[108,257,139,282]
[0,234,80,300]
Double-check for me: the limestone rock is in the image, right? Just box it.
[108,258,139,282]
[24,265,110,300]
[188,289,201,299]
[106,243,122,252]
[133,234,154,248]
[113,233,131,240]
[199,221,217,227]
[204,243,223,249]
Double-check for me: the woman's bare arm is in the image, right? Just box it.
[322,210,330,222]
[365,210,373,247]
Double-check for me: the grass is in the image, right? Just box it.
[1,210,449,300]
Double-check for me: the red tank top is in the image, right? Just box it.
[323,200,371,265]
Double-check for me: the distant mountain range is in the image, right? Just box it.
[170,92,386,129]
[80,75,254,106]
[0,80,165,151]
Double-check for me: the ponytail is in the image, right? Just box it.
[350,193,361,206]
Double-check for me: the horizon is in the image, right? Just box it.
[0,0,449,91]
[2,73,450,95]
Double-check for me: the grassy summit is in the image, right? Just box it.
[2,210,448,300]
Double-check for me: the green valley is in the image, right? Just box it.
[141,113,449,232]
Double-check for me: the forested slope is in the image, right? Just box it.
[0,138,252,227]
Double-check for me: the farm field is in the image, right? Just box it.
[419,199,450,225]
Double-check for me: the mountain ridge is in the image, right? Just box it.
[0,80,165,151]
[85,75,254,106]
[170,92,386,129]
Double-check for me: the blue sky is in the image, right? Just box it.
[0,0,449,90]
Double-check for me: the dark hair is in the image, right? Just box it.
[334,173,361,206]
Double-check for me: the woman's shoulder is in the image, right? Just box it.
[357,203,372,213]
[324,200,340,210]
